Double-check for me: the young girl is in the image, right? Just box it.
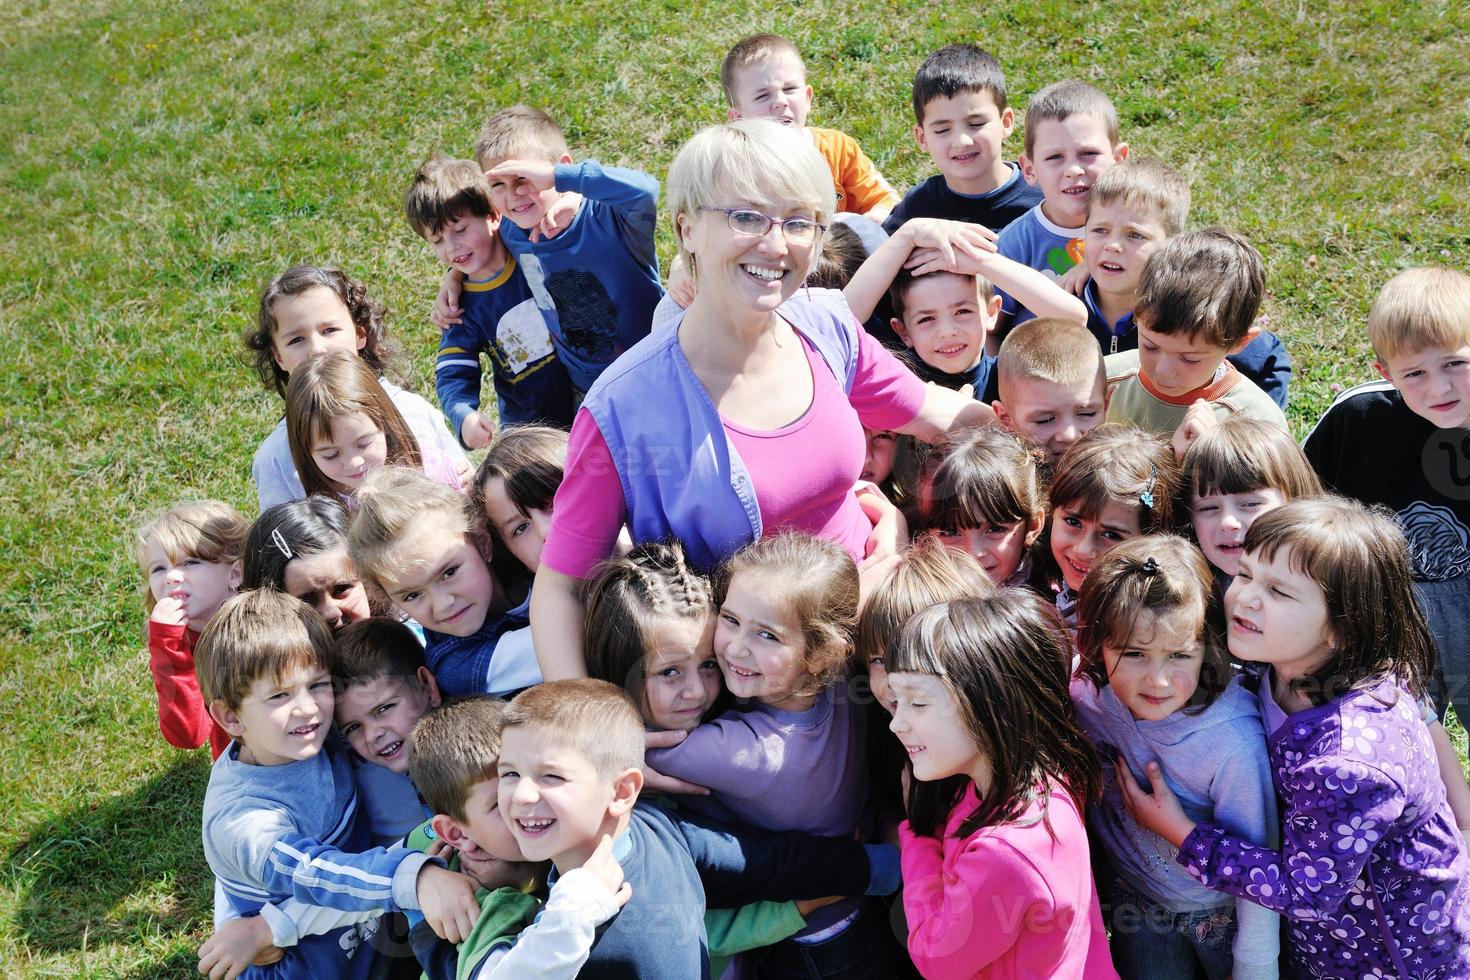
[1045,423,1178,629]
[1072,535,1278,980]
[1182,416,1321,588]
[136,500,249,757]
[1122,497,1470,977]
[285,349,462,501]
[472,424,568,578]
[914,423,1047,585]
[247,264,468,509]
[242,496,374,631]
[887,590,1114,978]
[347,467,538,698]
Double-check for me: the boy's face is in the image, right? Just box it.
[1136,319,1234,397]
[427,210,503,281]
[498,726,627,869]
[915,90,1015,195]
[1375,343,1470,430]
[217,663,334,767]
[891,274,1000,376]
[727,52,813,128]
[144,541,242,632]
[269,286,368,375]
[455,777,529,863]
[1084,199,1169,299]
[996,374,1107,462]
[335,671,441,774]
[483,154,565,232]
[1020,114,1128,228]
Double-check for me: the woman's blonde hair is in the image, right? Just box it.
[348,466,482,589]
[136,500,250,614]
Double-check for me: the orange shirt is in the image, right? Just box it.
[810,126,898,216]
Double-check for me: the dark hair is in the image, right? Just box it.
[912,43,1007,124]
[806,222,868,290]
[889,591,1100,838]
[1135,228,1265,348]
[196,589,333,711]
[246,265,396,398]
[331,617,428,689]
[1076,535,1231,712]
[916,424,1046,535]
[243,496,352,591]
[1243,498,1433,705]
[889,268,994,325]
[404,155,496,238]
[1184,416,1323,501]
[1049,424,1179,534]
[473,426,568,537]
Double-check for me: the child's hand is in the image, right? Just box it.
[1171,399,1218,460]
[452,838,531,892]
[666,254,696,308]
[197,914,278,980]
[1115,759,1196,848]
[487,159,557,192]
[582,834,633,909]
[900,219,997,277]
[532,191,581,243]
[432,268,465,330]
[461,412,495,451]
[1057,262,1090,296]
[642,729,711,796]
[417,863,481,944]
[150,594,187,626]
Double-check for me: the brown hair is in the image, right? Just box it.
[349,466,488,590]
[285,349,424,498]
[473,425,568,539]
[1088,157,1191,237]
[1367,266,1470,364]
[890,590,1101,838]
[196,589,334,712]
[916,424,1046,536]
[1049,423,1179,533]
[411,696,507,821]
[502,679,645,781]
[889,268,993,325]
[1185,416,1322,501]
[474,105,569,168]
[1135,228,1264,348]
[806,222,868,290]
[1023,80,1119,158]
[996,316,1107,399]
[246,265,396,398]
[911,43,1007,124]
[1243,497,1432,704]
[404,155,496,238]
[136,500,250,615]
[720,33,804,104]
[717,533,859,691]
[1075,535,1230,711]
[330,617,427,688]
[855,537,992,676]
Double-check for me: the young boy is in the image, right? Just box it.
[405,156,574,449]
[439,105,662,395]
[883,43,1041,236]
[844,217,1085,403]
[1075,157,1293,408]
[993,316,1108,462]
[996,79,1128,333]
[1304,267,1470,723]
[193,590,479,979]
[1104,228,1288,442]
[496,679,902,979]
[722,33,898,220]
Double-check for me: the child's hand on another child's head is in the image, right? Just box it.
[431,268,465,330]
[900,218,998,277]
[197,914,280,980]
[1114,759,1196,848]
[149,594,188,627]
[461,412,495,451]
[1057,262,1090,297]
[582,833,633,909]
[1171,399,1219,461]
[416,863,482,944]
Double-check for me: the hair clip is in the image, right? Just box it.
[270,528,293,560]
[1140,557,1159,576]
[1139,465,1158,510]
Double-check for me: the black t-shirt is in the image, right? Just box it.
[882,164,1043,236]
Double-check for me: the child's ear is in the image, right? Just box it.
[557,153,574,165]
[1227,324,1263,355]
[209,700,246,739]
[913,123,927,151]
[416,666,443,709]
[890,317,913,348]
[430,813,470,849]
[727,106,742,122]
[999,106,1016,138]
[983,292,1003,326]
[608,767,643,817]
[1113,142,1130,163]
[992,400,1013,431]
[227,559,244,592]
[1018,155,1037,186]
[1373,359,1394,384]
[1025,507,1047,546]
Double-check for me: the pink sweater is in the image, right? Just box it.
[899,781,1116,980]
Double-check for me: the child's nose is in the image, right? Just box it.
[510,779,537,806]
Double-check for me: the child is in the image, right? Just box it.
[495,678,905,979]
[136,500,249,758]
[1073,159,1292,407]
[996,80,1128,332]
[1104,229,1289,442]
[913,423,1046,585]
[887,590,1114,978]
[247,264,469,510]
[242,496,374,631]
[1045,424,1179,629]
[471,424,568,579]
[1121,497,1470,978]
[285,349,463,501]
[1072,535,1279,980]
[194,588,480,979]
[883,43,1041,236]
[349,467,540,698]
[721,33,898,220]
[443,105,661,395]
[1304,267,1470,721]
[992,316,1108,462]
[405,155,574,448]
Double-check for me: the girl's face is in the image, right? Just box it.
[1191,487,1287,577]
[144,539,242,631]
[311,412,388,491]
[480,475,552,574]
[1050,500,1144,592]
[714,572,813,710]
[640,613,721,732]
[888,672,985,784]
[269,286,367,376]
[1102,604,1205,722]
[282,545,371,631]
[867,649,894,715]
[1226,544,1335,678]
[377,512,501,637]
[861,429,898,485]
[931,511,1043,583]
[678,196,820,317]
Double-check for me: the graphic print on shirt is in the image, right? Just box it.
[490,298,557,378]
[517,253,618,364]
[1398,501,1470,583]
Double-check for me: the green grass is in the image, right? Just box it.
[2,0,1468,973]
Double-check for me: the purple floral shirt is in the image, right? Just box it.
[1178,674,1470,979]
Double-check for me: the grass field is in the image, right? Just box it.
[2,0,1468,974]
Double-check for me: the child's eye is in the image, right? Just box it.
[510,520,530,538]
[286,336,304,346]
[757,629,780,642]
[316,448,340,460]
[499,769,518,780]
[266,691,289,703]
[1119,649,1143,659]
[1180,356,1201,366]
[340,723,359,737]
[356,438,374,449]
[656,666,681,679]
[1063,515,1083,529]
[699,659,719,671]
[375,701,396,715]
[1271,587,1291,599]
[331,583,356,598]
[1194,502,1219,515]
[1077,410,1099,419]
[869,656,885,670]
[1128,231,1148,240]
[719,612,738,627]
[149,564,166,575]
[310,680,332,692]
[1169,651,1198,661]
[400,590,422,604]
[441,564,459,581]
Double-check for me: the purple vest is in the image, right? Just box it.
[582,289,859,570]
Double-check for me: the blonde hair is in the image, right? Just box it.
[1184,417,1322,501]
[474,105,568,167]
[411,696,508,822]
[503,679,646,781]
[348,466,481,589]
[720,33,805,103]
[666,120,835,278]
[996,317,1106,397]
[1368,267,1470,363]
[196,589,333,712]
[855,537,993,672]
[136,500,250,614]
[1088,158,1191,237]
